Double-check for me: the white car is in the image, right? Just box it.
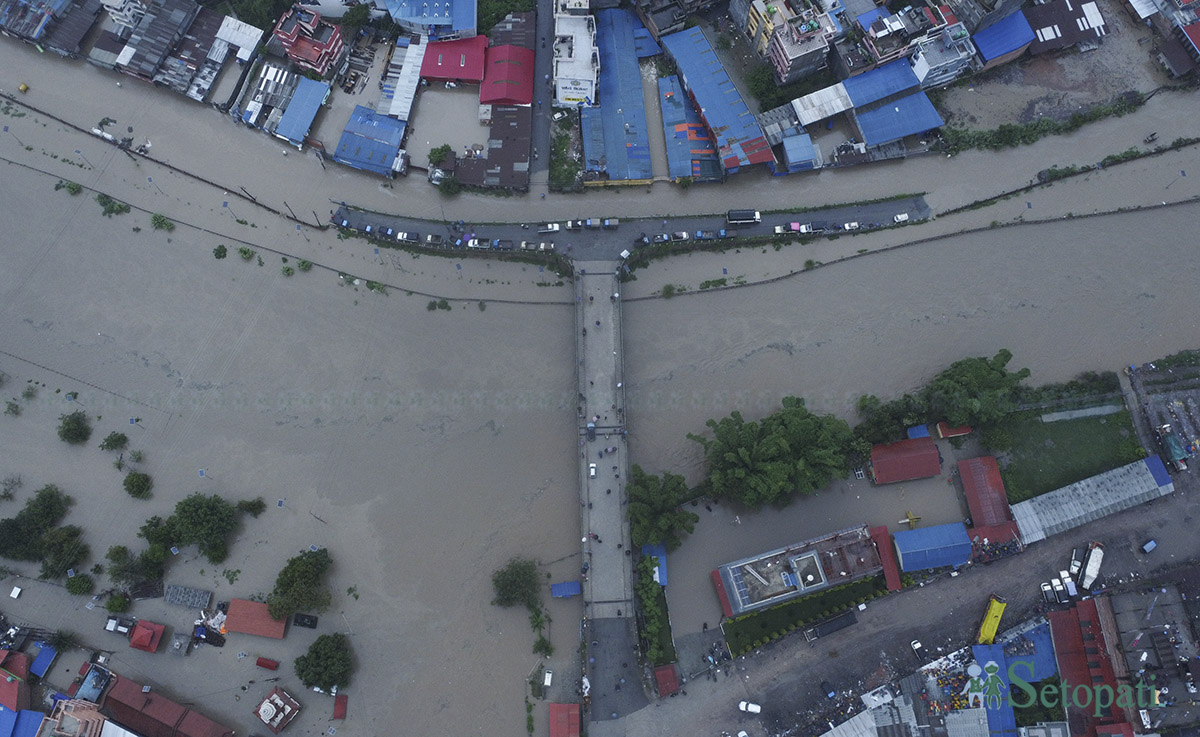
[588,463,597,478]
[843,222,860,231]
[893,213,910,223]
[738,701,762,714]
[911,639,924,659]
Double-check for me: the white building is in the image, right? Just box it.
[101,0,147,31]
[552,1,598,107]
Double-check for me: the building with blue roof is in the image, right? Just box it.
[853,91,944,146]
[780,133,819,173]
[842,59,920,107]
[972,9,1033,67]
[382,0,475,39]
[641,543,668,586]
[893,523,972,571]
[971,644,1020,737]
[332,106,407,177]
[657,75,721,182]
[29,644,57,679]
[581,9,653,182]
[660,27,773,174]
[274,76,329,148]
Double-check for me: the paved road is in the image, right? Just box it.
[332,196,930,261]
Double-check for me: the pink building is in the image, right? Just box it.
[273,5,345,76]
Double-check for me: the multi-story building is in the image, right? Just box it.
[767,7,838,83]
[101,0,145,30]
[552,0,598,106]
[747,0,794,55]
[859,5,946,67]
[638,0,723,39]
[945,0,1024,32]
[272,5,345,77]
[908,21,977,87]
[381,0,475,39]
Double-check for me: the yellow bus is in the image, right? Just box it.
[977,594,1007,645]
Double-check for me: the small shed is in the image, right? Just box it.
[936,421,972,438]
[871,436,941,484]
[548,703,580,737]
[550,581,582,598]
[29,644,58,679]
[893,523,972,572]
[653,664,680,697]
[129,621,165,653]
[640,543,668,586]
[226,599,287,639]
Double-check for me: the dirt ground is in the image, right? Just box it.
[938,0,1171,130]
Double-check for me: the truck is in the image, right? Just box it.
[1157,424,1189,471]
[1060,571,1078,598]
[1081,542,1104,590]
[602,218,619,229]
[727,209,761,225]
[976,594,1006,645]
[695,229,737,240]
[803,610,857,642]
[537,222,560,234]
[566,220,584,231]
[491,239,514,250]
[585,218,602,229]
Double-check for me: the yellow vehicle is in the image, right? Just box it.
[977,594,1007,645]
[18,83,29,93]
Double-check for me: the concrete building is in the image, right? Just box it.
[101,0,145,30]
[908,22,976,87]
[747,0,793,54]
[552,0,599,106]
[768,6,839,82]
[637,0,722,38]
[381,0,475,39]
[946,0,1024,32]
[272,5,345,77]
[858,4,947,67]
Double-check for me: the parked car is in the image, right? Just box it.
[893,213,910,223]
[552,111,568,122]
[1069,548,1082,577]
[1040,582,1055,603]
[843,222,860,231]
[588,463,597,478]
[566,220,585,231]
[670,231,690,241]
[738,701,762,713]
[910,639,924,660]
[293,613,318,628]
[397,231,419,243]
[424,234,443,246]
[633,234,650,246]
[652,234,669,243]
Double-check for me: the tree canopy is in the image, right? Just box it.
[689,396,854,508]
[267,548,333,619]
[295,633,354,691]
[57,410,92,444]
[627,466,698,551]
[171,493,239,563]
[491,557,540,610]
[924,349,1030,427]
[0,484,74,561]
[39,525,88,579]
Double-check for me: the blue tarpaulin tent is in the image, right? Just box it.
[29,644,57,679]
[907,425,930,439]
[641,543,668,586]
[550,581,582,598]
[893,523,971,571]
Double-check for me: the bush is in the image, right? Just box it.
[492,558,540,610]
[266,547,333,619]
[237,497,267,517]
[282,266,295,277]
[661,284,675,299]
[66,574,95,595]
[5,401,19,416]
[297,259,313,272]
[57,410,92,444]
[100,431,128,451]
[171,493,240,563]
[40,525,88,579]
[213,245,228,259]
[428,143,453,166]
[295,633,354,691]
[150,214,175,231]
[427,301,438,311]
[105,593,130,613]
[123,471,153,499]
[0,484,73,561]
[238,247,255,261]
[96,193,130,217]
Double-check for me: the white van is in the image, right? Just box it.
[893,213,910,223]
[843,222,860,231]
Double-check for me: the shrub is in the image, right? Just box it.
[437,299,451,310]
[237,497,267,517]
[282,266,295,277]
[22,385,37,400]
[129,450,145,463]
[105,593,130,613]
[213,245,228,259]
[57,411,92,444]
[66,574,95,595]
[238,247,255,261]
[267,547,333,619]
[123,471,153,499]
[150,214,175,231]
[99,431,128,451]
[661,284,675,299]
[297,259,313,272]
[294,633,354,690]
[96,194,130,217]
[5,402,19,416]
[427,301,438,311]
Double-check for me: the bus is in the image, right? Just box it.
[727,209,761,225]
[977,594,1007,645]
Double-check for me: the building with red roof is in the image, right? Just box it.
[102,674,233,737]
[480,45,534,104]
[1048,599,1129,737]
[958,456,1020,550]
[421,35,488,82]
[870,436,941,484]
[548,703,580,737]
[653,664,680,697]
[225,599,287,639]
[935,421,972,438]
[0,650,31,712]
[272,5,345,77]
[129,621,166,653]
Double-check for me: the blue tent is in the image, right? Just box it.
[641,543,668,586]
[30,644,57,679]
[893,523,971,571]
[550,581,582,598]
[907,425,930,439]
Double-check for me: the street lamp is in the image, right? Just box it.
[74,148,94,168]
[2,125,23,146]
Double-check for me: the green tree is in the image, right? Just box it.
[47,630,80,651]
[99,431,129,451]
[213,245,228,259]
[123,471,153,499]
[58,410,92,444]
[428,144,453,167]
[340,2,370,33]
[150,214,175,231]
[66,574,95,595]
[39,525,88,579]
[853,392,930,445]
[171,493,239,563]
[689,396,853,508]
[437,176,462,196]
[105,593,130,613]
[491,557,540,610]
[0,484,73,561]
[266,548,333,619]
[626,466,698,551]
[295,633,354,691]
[924,349,1030,428]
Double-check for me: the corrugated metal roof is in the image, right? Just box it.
[1011,457,1173,544]
[842,60,920,108]
[854,90,944,146]
[658,75,721,181]
[893,522,971,571]
[332,106,405,176]
[959,456,1010,527]
[972,9,1034,61]
[480,44,534,105]
[871,436,941,484]
[274,76,328,145]
[816,708,880,737]
[660,27,773,172]
[792,84,852,126]
[215,15,263,51]
[589,9,652,181]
